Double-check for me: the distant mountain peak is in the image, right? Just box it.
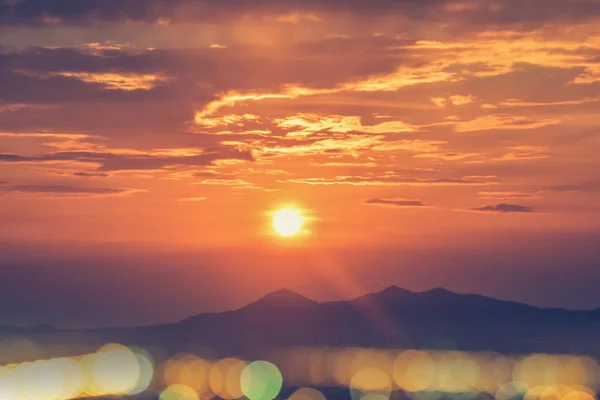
[377,285,415,296]
[361,286,460,305]
[241,288,317,310]
[423,287,458,296]
[358,285,415,303]
[379,285,414,293]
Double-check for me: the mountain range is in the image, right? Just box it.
[5,286,600,361]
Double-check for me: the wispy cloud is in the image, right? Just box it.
[478,191,542,200]
[453,115,560,132]
[0,149,254,172]
[51,72,170,91]
[498,146,550,161]
[282,175,495,186]
[274,114,415,135]
[364,198,429,208]
[4,0,600,27]
[0,184,141,197]
[178,196,207,202]
[470,204,534,213]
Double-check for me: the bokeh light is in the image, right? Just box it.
[350,367,392,400]
[477,353,513,394]
[160,384,200,400]
[288,387,327,400]
[433,351,480,392]
[81,343,141,396]
[515,354,561,390]
[0,364,22,400]
[16,359,65,400]
[0,342,154,400]
[55,357,85,400]
[209,357,247,399]
[0,343,598,400]
[496,381,528,400]
[241,361,283,400]
[393,350,436,392]
[164,353,213,397]
[128,347,155,395]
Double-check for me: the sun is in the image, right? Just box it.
[272,208,303,237]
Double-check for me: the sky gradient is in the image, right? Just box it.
[1,0,600,328]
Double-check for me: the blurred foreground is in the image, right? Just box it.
[1,337,598,400]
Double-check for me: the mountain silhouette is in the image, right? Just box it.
[240,288,319,310]
[7,286,600,358]
[161,286,600,356]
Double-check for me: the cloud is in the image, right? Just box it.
[0,103,29,113]
[0,68,182,104]
[282,175,495,186]
[494,98,600,108]
[449,95,476,106]
[371,140,445,153]
[431,95,475,107]
[197,178,253,186]
[498,146,549,161]
[195,113,261,129]
[0,149,254,172]
[50,71,169,91]
[415,152,481,161]
[544,181,600,193]
[572,65,600,84]
[259,136,384,157]
[247,137,445,159]
[453,114,560,132]
[73,172,110,178]
[364,198,429,207]
[4,0,600,28]
[0,132,91,140]
[311,161,378,168]
[479,191,542,200]
[470,204,534,213]
[178,196,207,202]
[0,184,139,197]
[274,113,415,135]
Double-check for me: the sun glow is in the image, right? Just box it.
[272,209,303,237]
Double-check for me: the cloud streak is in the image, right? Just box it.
[364,198,429,207]
[471,204,534,213]
[4,0,600,27]
[282,175,495,186]
[0,149,254,172]
[0,184,140,197]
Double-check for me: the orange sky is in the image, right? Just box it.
[1,0,600,327]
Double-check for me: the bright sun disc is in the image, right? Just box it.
[273,209,303,237]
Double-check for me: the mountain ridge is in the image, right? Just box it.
[176,285,600,323]
[6,285,600,358]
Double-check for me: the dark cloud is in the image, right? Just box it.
[285,175,494,186]
[0,69,172,104]
[0,184,132,195]
[0,0,442,25]
[471,204,534,213]
[0,149,254,171]
[73,172,110,178]
[544,181,600,193]
[0,47,216,104]
[0,44,399,105]
[2,0,600,27]
[364,198,429,207]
